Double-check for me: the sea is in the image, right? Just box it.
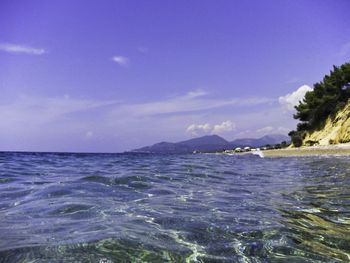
[0,152,350,263]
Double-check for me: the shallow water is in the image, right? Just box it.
[0,152,350,262]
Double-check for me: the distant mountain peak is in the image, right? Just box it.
[230,134,289,148]
[178,134,228,146]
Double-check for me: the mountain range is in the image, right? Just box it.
[132,134,289,154]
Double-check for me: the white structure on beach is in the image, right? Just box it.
[234,147,242,152]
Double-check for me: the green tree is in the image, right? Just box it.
[290,62,350,146]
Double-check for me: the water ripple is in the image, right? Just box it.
[0,152,350,262]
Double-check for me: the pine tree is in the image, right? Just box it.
[290,62,350,146]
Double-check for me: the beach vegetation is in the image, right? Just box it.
[290,62,350,146]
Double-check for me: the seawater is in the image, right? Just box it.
[0,152,350,262]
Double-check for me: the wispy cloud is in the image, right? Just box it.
[256,126,274,134]
[0,89,291,151]
[184,89,208,99]
[0,43,46,55]
[256,126,290,135]
[118,90,272,117]
[112,56,130,67]
[0,95,118,128]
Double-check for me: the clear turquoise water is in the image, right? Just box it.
[0,152,350,262]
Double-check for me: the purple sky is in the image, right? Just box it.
[1,0,350,152]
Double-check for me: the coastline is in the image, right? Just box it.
[262,143,350,157]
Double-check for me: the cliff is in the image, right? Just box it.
[303,101,350,146]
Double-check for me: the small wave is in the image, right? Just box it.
[0,177,18,184]
[50,203,94,215]
[0,189,33,199]
[128,181,151,189]
[148,188,175,196]
[80,175,111,185]
[47,189,73,198]
[114,175,148,185]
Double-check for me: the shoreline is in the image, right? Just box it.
[261,143,350,157]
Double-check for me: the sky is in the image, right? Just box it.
[1,0,350,152]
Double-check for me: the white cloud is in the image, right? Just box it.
[212,120,235,134]
[278,84,312,111]
[186,120,235,136]
[0,43,46,55]
[186,123,212,136]
[112,56,130,67]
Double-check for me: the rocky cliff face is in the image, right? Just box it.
[303,102,350,146]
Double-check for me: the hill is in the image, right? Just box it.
[133,135,228,154]
[230,134,289,148]
[177,135,229,152]
[132,134,289,154]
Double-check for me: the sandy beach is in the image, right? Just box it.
[262,143,350,157]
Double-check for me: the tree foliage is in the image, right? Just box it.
[290,62,350,146]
